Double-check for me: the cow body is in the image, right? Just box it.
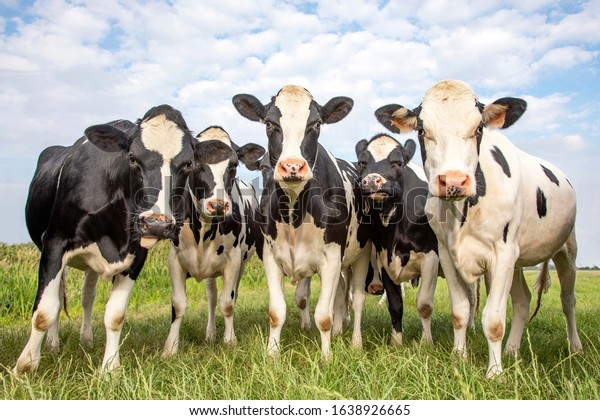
[15,106,194,375]
[233,85,371,356]
[376,80,581,376]
[162,126,264,355]
[355,134,439,345]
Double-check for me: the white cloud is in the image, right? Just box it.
[0,0,599,264]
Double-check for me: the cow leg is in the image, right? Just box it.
[220,260,242,346]
[482,249,518,378]
[80,270,99,348]
[264,247,286,356]
[294,277,312,332]
[417,252,439,346]
[162,248,188,357]
[101,273,135,372]
[46,266,69,354]
[467,282,477,330]
[204,277,218,344]
[381,270,404,347]
[552,230,582,353]
[438,243,470,358]
[332,273,346,337]
[505,268,531,356]
[350,248,370,350]
[14,246,65,375]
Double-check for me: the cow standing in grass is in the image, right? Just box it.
[232,85,372,357]
[16,105,194,375]
[162,126,265,355]
[375,80,582,376]
[355,134,439,346]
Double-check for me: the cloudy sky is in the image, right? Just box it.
[1,0,598,266]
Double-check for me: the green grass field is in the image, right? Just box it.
[0,241,598,400]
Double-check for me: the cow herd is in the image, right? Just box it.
[13,80,582,379]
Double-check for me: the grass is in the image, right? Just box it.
[0,241,599,400]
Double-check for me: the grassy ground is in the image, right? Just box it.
[0,241,598,400]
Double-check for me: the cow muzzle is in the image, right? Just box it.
[435,171,472,200]
[275,158,310,183]
[205,199,230,217]
[137,214,176,248]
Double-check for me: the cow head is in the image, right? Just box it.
[232,85,353,195]
[84,105,194,249]
[375,80,526,200]
[355,134,416,215]
[190,126,265,218]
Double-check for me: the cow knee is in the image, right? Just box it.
[220,299,234,317]
[418,303,433,319]
[172,297,187,319]
[33,310,57,332]
[485,319,504,343]
[105,310,126,332]
[452,310,469,330]
[315,312,332,333]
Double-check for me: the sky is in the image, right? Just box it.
[0,0,598,266]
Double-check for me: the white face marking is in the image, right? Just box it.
[202,159,232,216]
[140,114,185,219]
[275,85,313,164]
[367,136,399,162]
[196,127,232,145]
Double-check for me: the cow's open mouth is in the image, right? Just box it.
[281,175,304,183]
[367,192,389,200]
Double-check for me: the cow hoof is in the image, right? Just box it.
[351,336,363,350]
[420,335,434,347]
[504,345,520,358]
[391,329,403,347]
[300,320,312,332]
[161,347,178,358]
[223,336,237,348]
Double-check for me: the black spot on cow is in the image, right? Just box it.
[541,164,559,186]
[491,146,511,178]
[231,291,235,300]
[503,223,509,243]
[566,178,573,189]
[216,245,224,255]
[536,187,547,218]
[171,305,176,323]
[460,163,486,227]
[243,251,248,260]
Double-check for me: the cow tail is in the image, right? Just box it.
[60,267,70,319]
[529,260,551,323]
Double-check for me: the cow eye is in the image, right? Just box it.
[418,128,426,137]
[128,153,136,165]
[185,160,193,169]
[475,124,483,136]
[265,121,274,131]
[357,161,367,170]
[390,161,403,169]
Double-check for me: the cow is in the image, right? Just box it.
[14,105,194,375]
[355,134,439,346]
[162,126,265,355]
[232,85,372,357]
[375,80,582,377]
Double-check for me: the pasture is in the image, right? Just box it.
[0,241,598,400]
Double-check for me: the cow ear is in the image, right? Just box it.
[355,139,368,159]
[483,97,527,129]
[237,142,266,169]
[84,124,131,152]
[403,139,416,162]
[375,104,418,134]
[321,96,353,124]
[232,94,267,122]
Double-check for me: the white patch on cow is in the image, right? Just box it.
[196,127,232,145]
[140,114,185,218]
[203,159,232,215]
[63,243,135,280]
[367,135,399,162]
[274,85,314,175]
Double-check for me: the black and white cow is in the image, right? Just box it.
[355,134,439,346]
[162,126,265,355]
[15,105,194,375]
[232,85,372,357]
[375,80,582,376]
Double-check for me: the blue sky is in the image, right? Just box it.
[1,0,599,265]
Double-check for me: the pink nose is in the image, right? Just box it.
[436,171,470,198]
[277,158,308,180]
[206,199,229,215]
[362,174,385,192]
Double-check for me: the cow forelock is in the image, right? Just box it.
[367,135,400,162]
[196,126,232,146]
